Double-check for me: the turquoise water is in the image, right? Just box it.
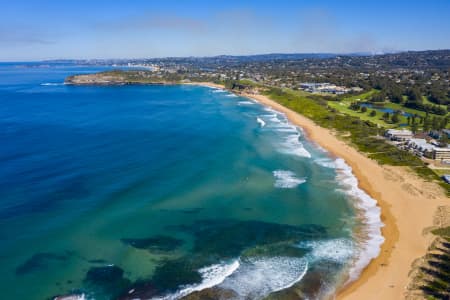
[0,64,382,299]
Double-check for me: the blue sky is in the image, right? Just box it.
[1,0,449,61]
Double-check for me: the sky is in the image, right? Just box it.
[1,0,449,61]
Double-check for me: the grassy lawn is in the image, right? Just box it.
[422,96,448,110]
[327,91,449,130]
[340,89,378,102]
[432,168,450,177]
[327,101,402,128]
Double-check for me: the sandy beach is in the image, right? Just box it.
[194,82,449,299]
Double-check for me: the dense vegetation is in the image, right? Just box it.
[415,227,450,299]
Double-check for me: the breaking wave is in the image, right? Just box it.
[279,134,312,158]
[237,100,256,105]
[40,82,65,86]
[153,260,240,300]
[314,158,337,169]
[219,256,308,299]
[256,117,266,127]
[334,158,384,283]
[297,238,355,263]
[273,170,306,188]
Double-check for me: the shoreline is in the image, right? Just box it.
[194,82,448,299]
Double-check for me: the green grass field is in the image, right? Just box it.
[327,91,449,130]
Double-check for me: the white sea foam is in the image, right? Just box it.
[255,99,383,289]
[297,238,355,263]
[154,260,240,300]
[275,126,298,133]
[333,158,385,283]
[279,134,311,158]
[256,117,266,127]
[40,82,64,86]
[258,109,311,158]
[219,256,308,299]
[238,100,256,105]
[212,89,226,93]
[273,170,306,188]
[226,94,238,97]
[314,158,337,169]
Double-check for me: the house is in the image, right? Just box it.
[432,147,450,160]
[407,138,428,149]
[385,129,413,141]
[407,138,429,155]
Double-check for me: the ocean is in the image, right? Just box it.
[0,63,383,300]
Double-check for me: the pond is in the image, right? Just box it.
[359,103,413,117]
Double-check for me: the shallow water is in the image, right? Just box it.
[0,63,382,299]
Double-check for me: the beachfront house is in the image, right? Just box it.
[406,138,450,160]
[432,147,450,160]
[407,138,430,156]
[385,129,413,141]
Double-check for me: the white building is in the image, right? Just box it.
[385,129,413,141]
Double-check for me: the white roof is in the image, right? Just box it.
[434,147,450,152]
[420,144,435,151]
[386,129,412,135]
[408,138,427,146]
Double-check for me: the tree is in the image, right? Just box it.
[349,102,361,111]
[382,112,390,121]
[391,113,400,123]
[407,116,411,125]
[371,92,386,103]
[439,117,448,130]
[428,86,448,105]
[405,88,423,108]
[411,122,418,134]
[369,110,377,117]
[389,89,404,103]
[432,117,440,131]
[361,106,367,113]
[423,117,431,132]
[440,133,449,147]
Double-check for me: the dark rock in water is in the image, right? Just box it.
[182,287,238,300]
[241,242,309,258]
[145,220,328,295]
[87,259,108,264]
[85,265,124,283]
[189,220,327,258]
[84,265,131,298]
[151,258,203,291]
[180,207,204,214]
[16,252,69,275]
[121,235,184,252]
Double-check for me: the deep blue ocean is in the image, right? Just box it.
[0,63,382,300]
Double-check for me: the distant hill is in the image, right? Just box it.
[38,49,450,70]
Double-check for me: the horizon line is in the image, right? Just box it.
[1,48,449,63]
